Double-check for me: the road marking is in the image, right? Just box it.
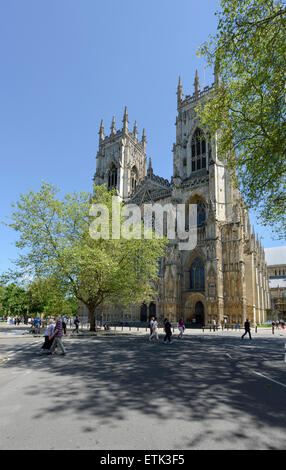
[252,371,286,389]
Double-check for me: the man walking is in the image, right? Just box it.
[164,318,173,344]
[72,315,80,335]
[241,318,252,340]
[49,316,67,355]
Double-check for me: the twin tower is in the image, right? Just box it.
[93,69,219,202]
[93,106,147,201]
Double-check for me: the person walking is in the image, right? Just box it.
[49,316,67,355]
[163,318,173,344]
[178,318,185,339]
[241,318,252,340]
[149,316,160,342]
[62,316,67,335]
[72,315,80,335]
[41,319,55,353]
[212,319,216,332]
[149,317,154,336]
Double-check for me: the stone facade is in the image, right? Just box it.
[265,247,286,320]
[90,70,270,326]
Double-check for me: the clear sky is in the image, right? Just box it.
[0,0,284,274]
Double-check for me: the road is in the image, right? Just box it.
[0,326,286,450]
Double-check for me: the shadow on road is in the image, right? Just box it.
[2,333,286,449]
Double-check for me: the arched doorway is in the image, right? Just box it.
[195,301,204,325]
[149,302,156,320]
[140,304,147,323]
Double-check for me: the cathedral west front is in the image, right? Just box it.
[91,69,270,327]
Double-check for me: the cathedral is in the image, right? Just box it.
[91,69,270,327]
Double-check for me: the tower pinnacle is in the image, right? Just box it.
[122,106,129,133]
[110,116,116,135]
[177,75,183,107]
[133,120,138,139]
[99,119,104,142]
[194,69,200,95]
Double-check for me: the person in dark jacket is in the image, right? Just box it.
[163,318,173,344]
[241,319,252,340]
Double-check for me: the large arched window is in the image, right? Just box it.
[185,199,206,230]
[191,129,206,172]
[190,257,205,291]
[108,164,117,189]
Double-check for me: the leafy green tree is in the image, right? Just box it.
[26,277,77,317]
[197,0,286,239]
[0,283,27,317]
[5,182,167,330]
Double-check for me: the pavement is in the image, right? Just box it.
[1,324,286,450]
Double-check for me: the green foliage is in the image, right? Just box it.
[4,182,168,329]
[197,0,286,239]
[0,283,28,316]
[26,277,77,317]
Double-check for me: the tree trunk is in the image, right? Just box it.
[88,305,96,331]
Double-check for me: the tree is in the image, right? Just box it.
[26,277,78,317]
[0,283,28,317]
[5,182,167,330]
[197,0,286,239]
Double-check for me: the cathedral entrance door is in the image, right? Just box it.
[195,301,204,325]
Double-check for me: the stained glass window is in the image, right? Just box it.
[190,258,205,290]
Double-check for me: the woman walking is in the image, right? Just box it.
[41,319,55,353]
[149,316,160,342]
[178,318,185,339]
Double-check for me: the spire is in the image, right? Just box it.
[99,119,104,142]
[122,106,129,133]
[177,75,183,107]
[194,69,200,95]
[133,120,138,139]
[147,157,153,177]
[110,115,116,135]
[142,128,146,151]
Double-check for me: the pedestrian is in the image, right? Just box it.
[241,318,252,340]
[62,316,67,335]
[72,315,80,335]
[212,318,216,332]
[33,316,41,334]
[149,316,160,342]
[49,316,67,355]
[272,321,275,334]
[41,319,55,353]
[178,318,185,339]
[163,318,173,344]
[149,316,154,336]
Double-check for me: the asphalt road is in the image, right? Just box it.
[0,327,286,450]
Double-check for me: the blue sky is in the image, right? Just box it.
[0,0,284,273]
